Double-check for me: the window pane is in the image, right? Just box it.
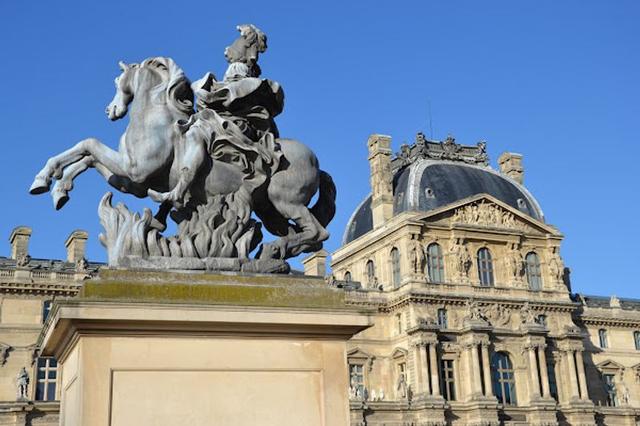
[46,383,56,401]
[477,248,494,286]
[427,243,445,283]
[525,252,542,290]
[35,383,45,401]
[391,248,401,288]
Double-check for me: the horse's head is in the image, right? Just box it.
[106,57,193,121]
[106,61,136,120]
[224,24,267,77]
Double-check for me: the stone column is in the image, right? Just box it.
[481,343,493,397]
[537,347,551,398]
[575,351,589,400]
[528,346,541,398]
[428,343,441,396]
[469,343,483,397]
[565,350,580,400]
[412,342,425,395]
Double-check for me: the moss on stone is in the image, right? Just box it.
[80,269,347,309]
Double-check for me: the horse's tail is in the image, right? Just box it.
[310,170,336,228]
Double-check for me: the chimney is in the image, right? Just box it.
[368,134,394,228]
[302,249,328,276]
[9,226,32,260]
[64,230,88,263]
[498,152,524,184]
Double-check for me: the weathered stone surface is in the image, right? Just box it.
[29,25,336,269]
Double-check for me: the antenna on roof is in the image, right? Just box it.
[427,100,434,139]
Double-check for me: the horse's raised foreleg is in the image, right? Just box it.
[50,156,94,210]
[30,138,129,195]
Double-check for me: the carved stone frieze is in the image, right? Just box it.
[451,200,538,233]
[485,303,512,328]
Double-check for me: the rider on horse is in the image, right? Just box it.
[149,24,284,208]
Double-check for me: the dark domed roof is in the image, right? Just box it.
[343,158,544,244]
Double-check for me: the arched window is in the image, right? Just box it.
[477,248,494,287]
[365,259,375,284]
[634,331,640,351]
[598,329,608,349]
[525,252,542,290]
[391,248,401,288]
[492,352,517,405]
[426,243,445,283]
[344,271,352,282]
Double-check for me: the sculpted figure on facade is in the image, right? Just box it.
[398,143,412,167]
[396,372,408,399]
[486,303,511,328]
[463,299,487,324]
[519,302,538,325]
[548,246,564,284]
[16,367,29,401]
[29,25,336,273]
[410,241,425,274]
[504,242,525,285]
[448,237,471,282]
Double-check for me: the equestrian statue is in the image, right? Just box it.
[29,24,336,273]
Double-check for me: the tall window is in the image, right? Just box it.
[42,300,53,323]
[426,243,445,283]
[492,352,517,405]
[35,357,58,401]
[349,364,364,398]
[365,260,375,284]
[634,331,640,350]
[477,248,494,287]
[437,308,448,329]
[603,373,618,407]
[391,248,401,288]
[525,252,542,290]
[344,271,352,282]
[598,329,608,349]
[440,359,456,401]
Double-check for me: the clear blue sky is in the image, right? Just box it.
[1,1,638,297]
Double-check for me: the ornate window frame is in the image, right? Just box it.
[525,251,543,291]
[477,247,495,287]
[390,247,401,288]
[426,242,445,283]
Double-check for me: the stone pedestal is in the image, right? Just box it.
[39,269,371,426]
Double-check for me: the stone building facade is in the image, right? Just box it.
[0,228,98,425]
[0,133,638,425]
[312,133,640,425]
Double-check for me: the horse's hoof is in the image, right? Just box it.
[29,176,51,195]
[53,191,69,210]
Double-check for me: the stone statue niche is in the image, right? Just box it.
[29,25,336,273]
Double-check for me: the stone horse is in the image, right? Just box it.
[29,57,335,260]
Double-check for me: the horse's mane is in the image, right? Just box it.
[141,57,194,116]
